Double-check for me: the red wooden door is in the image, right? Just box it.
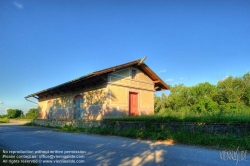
[129,92,138,116]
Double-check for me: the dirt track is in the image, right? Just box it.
[0,119,30,125]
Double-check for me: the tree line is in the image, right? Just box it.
[155,72,250,115]
[0,108,39,119]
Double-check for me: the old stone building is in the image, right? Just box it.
[25,57,169,120]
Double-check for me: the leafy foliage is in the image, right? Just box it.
[7,109,24,118]
[0,117,9,123]
[0,114,8,118]
[25,108,39,119]
[155,72,250,116]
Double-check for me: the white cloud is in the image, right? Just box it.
[166,79,173,82]
[179,77,187,80]
[13,2,23,9]
[221,76,229,81]
[217,74,229,82]
[0,101,3,104]
[159,70,166,73]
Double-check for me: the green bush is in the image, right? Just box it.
[0,114,8,118]
[0,117,9,123]
[7,109,23,118]
[24,121,37,126]
[195,98,220,115]
[61,124,78,132]
[155,72,250,120]
[25,108,39,119]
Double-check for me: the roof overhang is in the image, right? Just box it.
[25,58,170,100]
[138,63,170,91]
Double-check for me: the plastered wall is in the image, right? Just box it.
[108,67,154,116]
[38,67,155,120]
[38,85,108,120]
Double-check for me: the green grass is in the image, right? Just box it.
[104,108,250,124]
[0,117,9,123]
[23,121,38,126]
[24,111,250,151]
[23,121,58,129]
[0,117,34,123]
[57,122,250,151]
[14,117,34,120]
[100,112,250,150]
[0,148,38,166]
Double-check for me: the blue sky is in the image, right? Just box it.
[0,0,249,114]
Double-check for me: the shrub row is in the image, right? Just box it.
[0,117,9,123]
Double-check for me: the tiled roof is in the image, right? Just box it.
[25,58,169,99]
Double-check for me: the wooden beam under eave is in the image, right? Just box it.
[99,75,107,82]
[38,93,45,98]
[58,87,67,94]
[75,82,85,89]
[56,90,62,94]
[86,78,95,86]
[62,85,73,92]
[154,86,160,90]
[153,80,160,83]
[48,91,54,96]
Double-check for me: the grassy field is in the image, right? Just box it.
[104,109,250,124]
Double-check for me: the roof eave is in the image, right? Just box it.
[25,58,170,99]
[138,63,170,91]
[25,59,142,99]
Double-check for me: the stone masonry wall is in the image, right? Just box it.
[33,119,250,136]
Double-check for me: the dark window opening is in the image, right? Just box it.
[74,95,83,119]
[47,100,53,119]
[132,69,136,79]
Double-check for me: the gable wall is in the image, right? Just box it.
[108,67,155,116]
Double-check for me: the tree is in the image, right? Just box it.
[216,73,250,108]
[167,84,189,111]
[195,98,220,115]
[242,72,250,106]
[25,108,39,119]
[154,71,250,115]
[154,93,168,114]
[7,109,23,118]
[165,83,218,112]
